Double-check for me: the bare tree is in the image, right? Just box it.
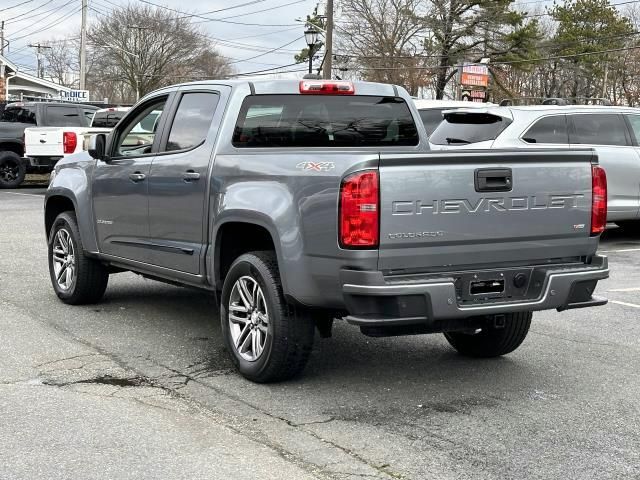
[337,0,430,95]
[44,38,79,87]
[87,4,232,103]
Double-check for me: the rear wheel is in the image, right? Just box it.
[444,312,532,358]
[220,251,315,383]
[48,211,109,304]
[0,151,26,189]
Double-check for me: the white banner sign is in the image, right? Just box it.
[59,90,90,102]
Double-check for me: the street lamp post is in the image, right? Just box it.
[304,28,319,75]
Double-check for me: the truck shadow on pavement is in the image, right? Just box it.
[97,277,537,393]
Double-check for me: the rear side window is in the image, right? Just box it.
[1,106,36,124]
[429,113,510,145]
[164,92,219,152]
[522,115,568,144]
[569,113,629,146]
[418,108,445,136]
[625,114,640,143]
[46,106,84,127]
[233,95,418,148]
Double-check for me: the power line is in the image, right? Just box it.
[0,0,35,13]
[8,5,81,42]
[228,35,303,65]
[197,0,308,22]
[6,0,75,25]
[133,0,299,27]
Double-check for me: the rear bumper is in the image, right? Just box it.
[341,255,609,327]
[22,156,60,173]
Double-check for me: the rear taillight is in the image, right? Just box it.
[299,80,355,95]
[339,170,379,248]
[63,131,77,154]
[591,165,607,235]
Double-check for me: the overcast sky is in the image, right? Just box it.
[2,0,317,78]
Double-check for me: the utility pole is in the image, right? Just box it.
[322,0,333,80]
[28,43,52,78]
[79,0,87,89]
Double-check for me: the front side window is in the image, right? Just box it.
[233,95,418,148]
[46,106,83,127]
[429,112,510,146]
[113,97,167,157]
[1,106,36,124]
[522,115,568,144]
[570,113,629,146]
[164,92,219,152]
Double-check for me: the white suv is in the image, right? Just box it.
[427,105,640,228]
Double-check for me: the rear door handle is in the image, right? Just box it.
[129,172,146,182]
[183,170,200,182]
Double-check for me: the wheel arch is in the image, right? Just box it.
[0,141,24,157]
[212,216,287,294]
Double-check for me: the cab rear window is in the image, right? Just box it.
[232,95,419,148]
[429,112,510,146]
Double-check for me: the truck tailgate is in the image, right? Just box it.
[378,149,598,272]
[24,127,63,157]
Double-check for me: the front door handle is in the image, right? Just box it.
[183,170,200,182]
[129,172,146,182]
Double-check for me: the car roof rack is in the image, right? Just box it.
[499,96,612,107]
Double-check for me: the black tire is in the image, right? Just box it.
[443,312,532,358]
[48,211,109,305]
[0,151,26,189]
[220,251,315,383]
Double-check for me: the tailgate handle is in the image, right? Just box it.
[475,168,512,192]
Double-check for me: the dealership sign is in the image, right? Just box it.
[59,89,90,102]
[460,63,489,88]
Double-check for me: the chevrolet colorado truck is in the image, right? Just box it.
[45,79,609,382]
[0,102,97,188]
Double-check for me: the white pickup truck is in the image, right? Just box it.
[24,107,130,166]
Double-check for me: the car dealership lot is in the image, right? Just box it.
[1,186,639,480]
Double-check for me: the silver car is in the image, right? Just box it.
[426,105,640,227]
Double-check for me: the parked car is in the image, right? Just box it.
[413,99,495,136]
[45,79,609,382]
[427,104,640,229]
[23,107,134,178]
[0,102,98,188]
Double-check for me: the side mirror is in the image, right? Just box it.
[87,134,107,161]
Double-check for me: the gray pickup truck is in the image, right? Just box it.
[45,79,609,382]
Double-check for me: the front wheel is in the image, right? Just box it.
[444,312,532,358]
[48,212,109,304]
[220,251,315,383]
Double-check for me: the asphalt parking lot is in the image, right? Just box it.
[1,184,639,480]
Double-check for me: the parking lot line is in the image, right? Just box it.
[608,287,640,292]
[600,247,640,253]
[609,300,640,309]
[1,192,43,198]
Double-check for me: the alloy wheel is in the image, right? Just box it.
[52,229,76,291]
[0,160,19,183]
[228,275,269,361]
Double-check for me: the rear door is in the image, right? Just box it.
[568,113,639,221]
[378,149,595,271]
[146,86,227,274]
